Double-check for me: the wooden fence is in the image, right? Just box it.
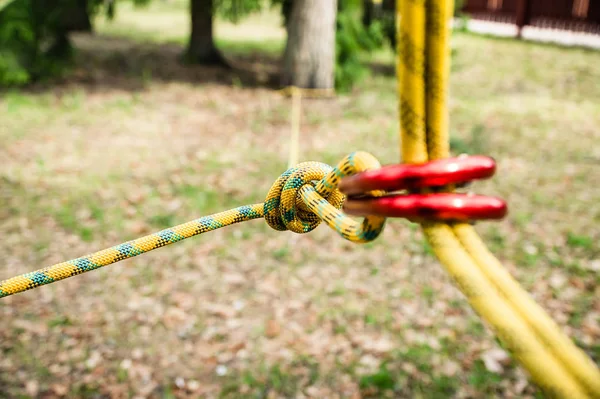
[462,0,600,34]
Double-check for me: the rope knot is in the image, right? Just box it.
[264,161,343,234]
[264,152,387,243]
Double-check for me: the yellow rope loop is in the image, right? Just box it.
[277,85,336,99]
[264,152,387,243]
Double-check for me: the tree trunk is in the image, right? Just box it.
[57,0,92,33]
[186,0,227,66]
[362,0,374,27]
[281,0,337,89]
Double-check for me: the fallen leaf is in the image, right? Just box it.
[265,319,281,338]
[188,379,200,392]
[482,348,509,373]
[216,364,228,376]
[86,350,102,369]
[25,381,39,397]
[12,319,48,335]
[549,272,568,289]
[163,306,187,328]
[229,341,246,352]
[224,273,245,286]
[51,383,68,396]
[175,377,185,388]
[205,303,236,318]
[127,221,149,235]
[440,360,460,376]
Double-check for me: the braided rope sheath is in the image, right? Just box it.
[0,152,386,298]
[398,0,600,397]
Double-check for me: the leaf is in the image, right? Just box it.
[205,303,236,318]
[481,348,509,373]
[51,383,68,396]
[265,319,281,338]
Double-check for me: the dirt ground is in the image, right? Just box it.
[1,6,599,398]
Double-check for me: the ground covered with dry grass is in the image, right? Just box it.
[1,4,599,398]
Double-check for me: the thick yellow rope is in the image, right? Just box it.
[397,0,600,397]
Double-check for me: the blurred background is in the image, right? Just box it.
[1,0,599,397]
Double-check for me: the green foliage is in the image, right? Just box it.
[468,360,503,391]
[221,362,319,397]
[335,1,385,91]
[0,0,35,86]
[0,0,94,86]
[359,366,396,391]
[455,0,466,15]
[0,49,30,85]
[132,0,153,6]
[216,0,264,23]
[566,232,593,250]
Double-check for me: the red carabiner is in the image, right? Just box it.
[338,155,496,195]
[339,156,507,222]
[343,193,507,222]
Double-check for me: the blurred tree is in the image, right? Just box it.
[185,0,227,65]
[335,0,384,91]
[185,0,263,66]
[47,0,92,58]
[0,0,93,86]
[276,0,387,91]
[281,0,338,88]
[271,0,292,25]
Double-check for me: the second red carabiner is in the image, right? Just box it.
[339,155,507,222]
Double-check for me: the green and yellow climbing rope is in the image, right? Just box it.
[0,152,385,298]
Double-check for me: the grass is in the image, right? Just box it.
[1,2,599,398]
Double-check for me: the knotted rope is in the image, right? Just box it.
[0,152,386,298]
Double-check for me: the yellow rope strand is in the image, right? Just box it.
[288,86,302,168]
[277,86,335,99]
[398,0,428,162]
[279,86,335,168]
[397,0,600,397]
[0,152,386,298]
